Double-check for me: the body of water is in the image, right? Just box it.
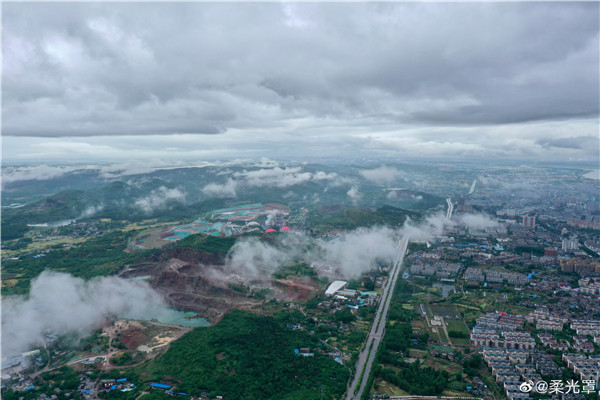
[135,309,211,327]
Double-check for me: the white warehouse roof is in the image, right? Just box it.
[325,280,348,296]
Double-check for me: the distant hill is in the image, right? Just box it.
[1,190,88,240]
[306,204,420,232]
[174,234,237,254]
[1,163,444,240]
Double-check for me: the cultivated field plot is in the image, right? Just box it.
[445,319,469,334]
[430,304,461,319]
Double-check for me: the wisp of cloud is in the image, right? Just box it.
[1,271,172,357]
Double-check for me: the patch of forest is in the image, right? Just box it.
[139,310,349,400]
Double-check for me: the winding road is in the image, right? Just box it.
[446,197,454,220]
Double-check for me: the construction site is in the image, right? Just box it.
[129,202,290,251]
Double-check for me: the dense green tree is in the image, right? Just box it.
[140,311,348,400]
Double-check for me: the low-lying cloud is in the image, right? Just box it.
[202,166,339,198]
[347,186,362,204]
[225,226,403,280]
[202,178,238,198]
[400,213,450,242]
[227,238,291,278]
[1,271,172,357]
[359,166,403,184]
[1,165,81,185]
[134,186,186,213]
[225,211,483,280]
[80,204,104,218]
[457,213,499,231]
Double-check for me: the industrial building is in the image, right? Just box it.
[325,280,348,296]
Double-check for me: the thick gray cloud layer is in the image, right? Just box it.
[2,2,599,162]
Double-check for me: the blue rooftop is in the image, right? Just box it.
[151,383,172,389]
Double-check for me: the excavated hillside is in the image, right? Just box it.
[121,242,320,322]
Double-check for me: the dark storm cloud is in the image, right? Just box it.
[3,2,598,138]
[536,136,599,150]
[1,2,599,163]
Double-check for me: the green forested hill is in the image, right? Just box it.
[306,204,420,232]
[2,230,155,295]
[140,310,349,399]
[174,234,237,254]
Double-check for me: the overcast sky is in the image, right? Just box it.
[2,2,599,164]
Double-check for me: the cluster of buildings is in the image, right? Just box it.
[538,332,597,353]
[482,347,543,393]
[526,309,568,331]
[571,319,600,336]
[477,340,600,400]
[409,261,462,279]
[1,350,41,381]
[470,329,535,351]
[562,354,600,383]
[462,267,529,286]
[572,336,596,353]
[82,377,136,398]
[578,278,600,295]
[538,333,569,351]
[322,281,379,313]
[475,312,527,332]
[561,258,600,274]
[567,218,600,230]
[470,308,600,400]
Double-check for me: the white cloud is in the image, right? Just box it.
[202,166,340,198]
[399,213,454,242]
[347,185,362,204]
[360,166,403,184]
[226,238,290,279]
[97,161,164,178]
[1,164,81,185]
[1,271,172,357]
[457,213,499,231]
[202,178,239,198]
[80,204,104,218]
[234,167,313,188]
[134,186,186,213]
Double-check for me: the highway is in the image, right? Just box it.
[445,197,454,220]
[345,235,409,400]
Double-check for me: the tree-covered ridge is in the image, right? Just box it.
[305,205,421,232]
[2,230,155,295]
[141,310,349,400]
[174,234,237,254]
